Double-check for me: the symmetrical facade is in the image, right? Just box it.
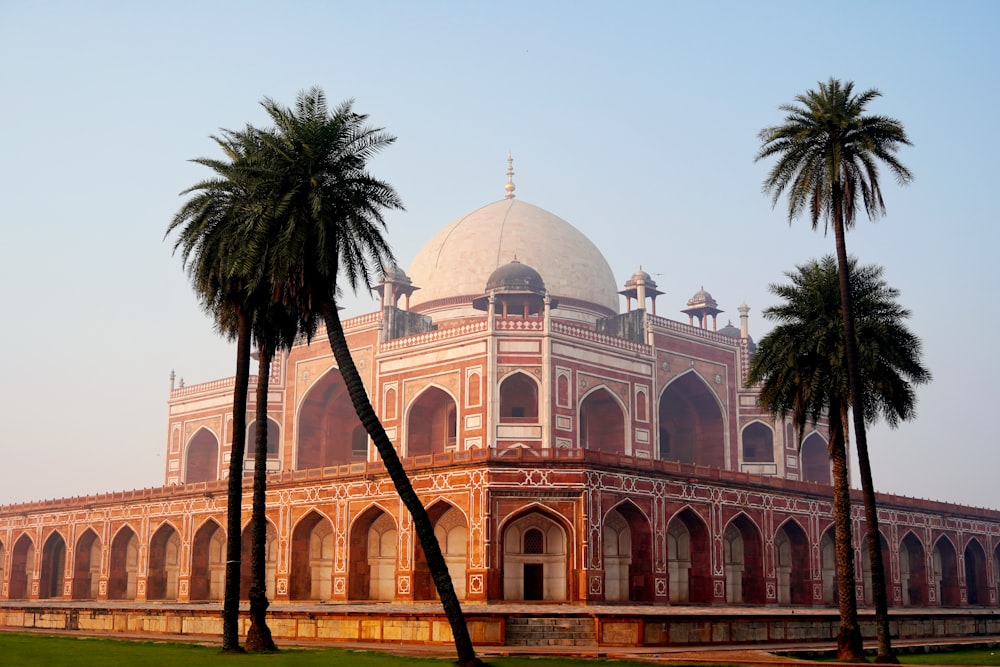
[2,181,999,612]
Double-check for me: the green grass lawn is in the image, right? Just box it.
[0,633,676,667]
[2,632,998,667]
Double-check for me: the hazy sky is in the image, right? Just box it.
[1,1,996,508]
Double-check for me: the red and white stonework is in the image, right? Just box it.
[2,183,998,611]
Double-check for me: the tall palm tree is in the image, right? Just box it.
[244,299,305,652]
[747,257,863,661]
[748,257,930,661]
[249,88,482,667]
[167,128,267,652]
[756,78,913,662]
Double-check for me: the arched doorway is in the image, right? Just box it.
[932,537,959,606]
[414,503,469,600]
[71,529,101,599]
[965,539,989,606]
[8,535,34,599]
[240,520,279,600]
[406,386,457,457]
[658,372,725,467]
[289,511,334,600]
[723,514,764,604]
[246,418,281,475]
[108,526,139,600]
[899,532,926,606]
[800,432,830,484]
[741,422,774,465]
[819,528,837,605]
[580,387,627,455]
[861,532,892,606]
[185,428,219,483]
[348,507,397,601]
[667,508,711,603]
[147,523,181,601]
[190,520,225,601]
[297,368,367,468]
[502,510,569,601]
[603,502,653,602]
[39,532,67,599]
[775,520,810,605]
[499,372,539,422]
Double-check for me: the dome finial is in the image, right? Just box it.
[504,151,516,199]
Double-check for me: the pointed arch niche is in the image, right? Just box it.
[658,372,725,467]
[774,520,810,605]
[800,432,831,484]
[348,507,398,601]
[413,502,469,600]
[147,523,181,601]
[406,386,457,457]
[289,511,334,601]
[723,514,764,604]
[899,532,926,606]
[190,520,225,601]
[965,538,989,606]
[185,427,219,483]
[39,531,66,599]
[71,529,101,600]
[667,508,712,603]
[603,502,652,602]
[297,367,367,469]
[932,536,960,606]
[580,387,627,455]
[108,526,139,600]
[502,510,569,601]
[240,520,279,600]
[8,534,34,599]
[246,417,280,473]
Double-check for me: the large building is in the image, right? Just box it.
[2,169,999,616]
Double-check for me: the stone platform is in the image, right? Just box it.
[2,600,1000,652]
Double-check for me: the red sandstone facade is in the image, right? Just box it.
[1,194,998,612]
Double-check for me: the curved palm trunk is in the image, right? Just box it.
[831,400,864,661]
[322,305,482,667]
[222,309,252,652]
[246,342,277,652]
[832,198,895,662]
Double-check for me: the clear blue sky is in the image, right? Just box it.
[1,1,996,507]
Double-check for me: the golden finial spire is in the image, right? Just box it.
[504,151,516,199]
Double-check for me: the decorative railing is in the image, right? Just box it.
[494,318,544,331]
[380,318,488,351]
[647,314,739,346]
[551,321,652,354]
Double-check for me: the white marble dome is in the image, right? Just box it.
[407,198,619,322]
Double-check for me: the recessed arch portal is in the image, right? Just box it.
[246,417,280,470]
[290,511,334,601]
[185,427,219,483]
[899,532,926,606]
[297,367,367,469]
[580,387,627,455]
[499,371,539,422]
[965,538,989,606]
[108,526,139,600]
[800,432,831,484]
[820,528,837,605]
[71,529,101,599]
[667,508,712,603]
[774,520,809,605]
[414,502,469,601]
[190,520,225,601]
[861,532,892,607]
[147,523,181,601]
[406,386,457,457]
[658,372,725,467]
[9,534,34,599]
[348,506,398,601]
[240,520,279,600]
[741,422,774,463]
[39,531,66,599]
[603,501,653,602]
[933,537,960,606]
[723,514,764,604]
[502,509,569,601]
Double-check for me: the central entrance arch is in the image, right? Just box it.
[502,509,569,601]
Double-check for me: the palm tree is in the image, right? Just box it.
[747,257,863,661]
[756,78,913,662]
[749,257,930,661]
[249,88,482,667]
[167,128,266,652]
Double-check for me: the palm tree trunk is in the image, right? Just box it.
[831,400,864,661]
[832,196,895,662]
[322,305,482,667]
[222,309,252,652]
[246,341,277,652]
